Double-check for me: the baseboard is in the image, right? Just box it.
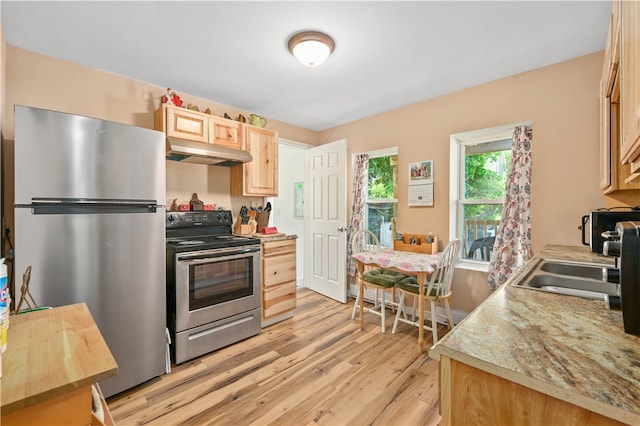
[348,283,468,325]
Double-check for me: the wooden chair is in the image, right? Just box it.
[391,239,461,344]
[350,229,407,332]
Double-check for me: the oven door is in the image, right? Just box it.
[174,245,261,332]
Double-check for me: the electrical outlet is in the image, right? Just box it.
[250,201,261,209]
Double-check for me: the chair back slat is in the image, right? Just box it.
[351,229,380,254]
[425,239,461,297]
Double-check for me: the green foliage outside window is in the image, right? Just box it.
[464,151,511,220]
[368,156,395,199]
[367,156,397,245]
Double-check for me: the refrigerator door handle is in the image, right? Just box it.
[26,200,160,215]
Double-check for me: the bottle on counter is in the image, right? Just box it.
[1,258,8,354]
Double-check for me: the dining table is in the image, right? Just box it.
[352,248,441,353]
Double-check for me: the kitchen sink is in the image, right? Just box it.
[539,261,610,280]
[513,259,619,300]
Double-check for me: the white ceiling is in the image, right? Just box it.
[1,1,611,132]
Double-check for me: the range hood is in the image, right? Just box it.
[165,136,253,166]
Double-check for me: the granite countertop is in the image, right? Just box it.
[429,244,639,425]
[251,233,297,242]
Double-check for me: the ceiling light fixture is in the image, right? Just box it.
[287,31,335,67]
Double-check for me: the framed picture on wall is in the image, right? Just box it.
[408,160,434,206]
[408,160,433,185]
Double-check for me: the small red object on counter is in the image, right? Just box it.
[261,227,278,234]
[178,204,190,211]
[204,204,214,211]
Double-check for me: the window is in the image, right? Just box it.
[450,124,527,270]
[365,148,398,247]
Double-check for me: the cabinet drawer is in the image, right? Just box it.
[263,282,296,319]
[263,239,296,256]
[166,107,208,143]
[263,253,296,287]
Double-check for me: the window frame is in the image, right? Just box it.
[449,122,530,271]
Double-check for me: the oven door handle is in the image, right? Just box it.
[177,247,260,263]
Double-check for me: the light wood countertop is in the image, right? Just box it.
[1,303,118,414]
[429,245,639,425]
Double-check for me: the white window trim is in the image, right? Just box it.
[449,121,531,272]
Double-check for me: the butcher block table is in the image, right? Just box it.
[1,303,118,426]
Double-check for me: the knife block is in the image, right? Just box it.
[234,217,251,235]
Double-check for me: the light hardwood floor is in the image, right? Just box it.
[108,288,448,425]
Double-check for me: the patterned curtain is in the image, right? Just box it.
[346,154,369,276]
[487,126,533,292]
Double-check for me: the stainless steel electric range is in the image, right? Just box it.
[166,210,261,364]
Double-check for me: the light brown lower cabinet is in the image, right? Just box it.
[261,238,297,326]
[438,356,625,426]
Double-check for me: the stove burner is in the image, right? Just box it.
[166,238,206,246]
[176,240,205,246]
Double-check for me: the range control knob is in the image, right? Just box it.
[167,214,176,223]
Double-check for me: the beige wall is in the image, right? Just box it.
[2,46,318,235]
[320,52,640,312]
[3,44,640,314]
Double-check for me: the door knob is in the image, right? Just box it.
[336,227,347,232]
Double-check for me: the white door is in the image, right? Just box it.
[306,139,348,303]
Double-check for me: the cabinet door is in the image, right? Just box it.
[621,0,640,164]
[231,126,279,196]
[210,116,244,149]
[166,106,209,143]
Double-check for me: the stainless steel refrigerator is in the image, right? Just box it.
[14,105,167,397]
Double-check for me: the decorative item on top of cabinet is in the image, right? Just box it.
[161,87,183,107]
[230,124,279,196]
[261,238,297,327]
[249,114,267,127]
[620,0,640,181]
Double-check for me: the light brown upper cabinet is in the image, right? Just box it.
[210,115,244,149]
[155,104,243,149]
[621,0,640,181]
[601,0,640,191]
[157,104,209,143]
[231,125,279,196]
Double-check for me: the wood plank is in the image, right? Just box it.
[108,289,445,425]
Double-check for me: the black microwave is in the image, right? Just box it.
[581,209,640,254]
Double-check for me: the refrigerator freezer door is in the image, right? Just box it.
[15,208,166,397]
[14,105,165,206]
